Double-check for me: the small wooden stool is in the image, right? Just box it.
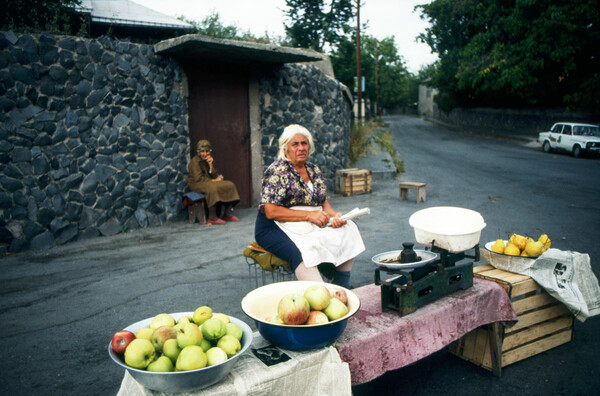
[398,182,426,203]
[182,192,208,224]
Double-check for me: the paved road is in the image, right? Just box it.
[1,115,598,395]
[356,116,600,395]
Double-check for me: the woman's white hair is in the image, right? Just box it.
[277,124,315,160]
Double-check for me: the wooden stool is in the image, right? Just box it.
[398,182,426,203]
[182,192,208,224]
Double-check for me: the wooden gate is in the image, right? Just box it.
[184,61,252,208]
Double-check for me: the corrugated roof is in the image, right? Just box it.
[80,0,193,29]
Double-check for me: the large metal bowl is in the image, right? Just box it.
[409,206,486,252]
[108,312,253,393]
[241,281,360,351]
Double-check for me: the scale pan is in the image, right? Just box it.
[371,249,438,270]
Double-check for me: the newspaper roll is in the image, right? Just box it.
[326,207,371,227]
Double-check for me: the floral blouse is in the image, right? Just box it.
[258,159,328,213]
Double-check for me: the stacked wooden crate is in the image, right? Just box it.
[334,168,372,196]
[448,264,574,373]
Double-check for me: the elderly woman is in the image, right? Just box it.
[254,124,365,288]
[188,140,240,225]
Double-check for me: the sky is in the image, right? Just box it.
[133,0,437,73]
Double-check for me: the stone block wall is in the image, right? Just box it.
[258,63,352,189]
[432,106,600,136]
[0,31,189,253]
[0,31,352,253]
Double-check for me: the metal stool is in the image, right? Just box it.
[243,243,295,289]
[245,257,296,289]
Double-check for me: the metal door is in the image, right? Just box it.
[184,61,252,208]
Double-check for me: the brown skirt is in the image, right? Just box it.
[190,180,240,208]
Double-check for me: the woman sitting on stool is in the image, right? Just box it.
[188,140,240,225]
[254,124,365,288]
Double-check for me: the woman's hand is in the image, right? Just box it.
[305,210,330,227]
[329,213,347,228]
[211,175,224,181]
[205,154,214,167]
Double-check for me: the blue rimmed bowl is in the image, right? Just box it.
[241,281,360,350]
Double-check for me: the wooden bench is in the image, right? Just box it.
[398,182,426,203]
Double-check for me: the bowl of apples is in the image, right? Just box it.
[241,281,360,351]
[108,309,253,393]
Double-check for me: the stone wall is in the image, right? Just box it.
[0,31,189,253]
[258,63,352,189]
[432,106,600,136]
[0,31,352,253]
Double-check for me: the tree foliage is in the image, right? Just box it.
[181,13,280,44]
[0,0,85,35]
[418,0,600,111]
[284,0,355,52]
[330,34,416,110]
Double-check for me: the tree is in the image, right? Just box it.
[283,0,355,52]
[180,12,280,44]
[417,0,600,111]
[0,0,85,35]
[330,34,415,110]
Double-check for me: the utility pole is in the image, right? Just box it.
[374,43,379,116]
[356,0,362,120]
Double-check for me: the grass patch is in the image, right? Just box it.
[348,119,404,174]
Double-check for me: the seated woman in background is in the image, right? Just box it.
[188,140,240,225]
[254,124,365,288]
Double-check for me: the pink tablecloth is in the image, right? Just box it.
[335,278,517,385]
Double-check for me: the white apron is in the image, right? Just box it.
[275,206,366,268]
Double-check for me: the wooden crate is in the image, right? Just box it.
[334,168,372,196]
[448,264,574,373]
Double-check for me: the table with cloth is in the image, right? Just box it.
[336,277,517,385]
[117,278,516,394]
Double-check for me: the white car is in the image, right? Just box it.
[538,122,600,157]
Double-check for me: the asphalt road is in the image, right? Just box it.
[1,115,599,395]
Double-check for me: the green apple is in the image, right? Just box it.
[304,284,331,311]
[135,327,154,341]
[124,339,156,369]
[174,316,192,332]
[147,355,174,372]
[177,322,203,348]
[192,306,213,325]
[266,315,285,324]
[201,318,227,341]
[150,325,177,353]
[199,338,212,352]
[176,345,207,371]
[225,322,243,341]
[162,338,181,364]
[206,347,228,366]
[216,334,241,358]
[213,313,230,324]
[177,316,193,325]
[323,297,349,321]
[150,313,175,329]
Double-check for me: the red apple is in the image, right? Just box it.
[111,330,136,354]
[332,288,348,305]
[277,294,310,325]
[305,310,329,325]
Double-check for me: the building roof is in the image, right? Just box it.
[155,34,324,65]
[79,0,193,30]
